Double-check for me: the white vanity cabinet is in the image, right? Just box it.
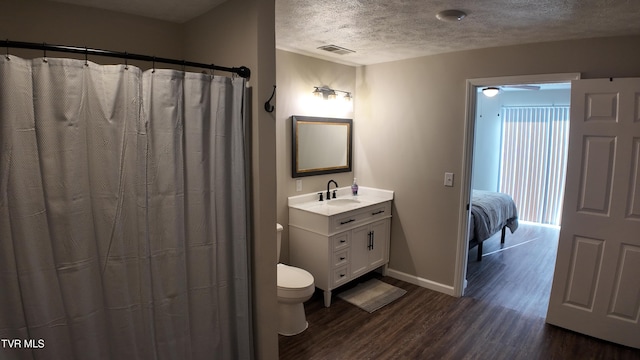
[288,188,393,307]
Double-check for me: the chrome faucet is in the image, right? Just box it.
[327,180,338,200]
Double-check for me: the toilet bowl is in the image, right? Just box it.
[277,223,315,336]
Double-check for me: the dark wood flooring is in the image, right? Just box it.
[278,222,640,359]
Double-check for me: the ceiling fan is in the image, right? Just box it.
[482,84,540,97]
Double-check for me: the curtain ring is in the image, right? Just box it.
[210,64,215,77]
[124,52,128,70]
[42,42,48,63]
[84,46,88,66]
[182,60,185,72]
[5,39,9,60]
[152,56,156,73]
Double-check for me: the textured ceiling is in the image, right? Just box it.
[46,0,640,66]
[276,0,640,65]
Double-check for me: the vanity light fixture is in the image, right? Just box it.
[312,86,352,101]
[482,87,500,97]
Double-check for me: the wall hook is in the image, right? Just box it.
[264,85,276,113]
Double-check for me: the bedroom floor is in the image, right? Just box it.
[278,222,640,359]
[465,221,560,318]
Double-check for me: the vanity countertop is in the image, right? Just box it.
[288,186,394,216]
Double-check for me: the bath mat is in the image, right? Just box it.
[337,278,406,313]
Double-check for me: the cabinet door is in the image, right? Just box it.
[368,219,388,269]
[350,225,371,278]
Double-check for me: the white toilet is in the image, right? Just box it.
[276,223,315,336]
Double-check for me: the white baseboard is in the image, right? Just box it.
[386,268,456,297]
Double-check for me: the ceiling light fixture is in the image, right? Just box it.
[436,9,467,22]
[313,86,352,101]
[482,87,500,97]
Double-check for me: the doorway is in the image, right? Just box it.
[453,73,581,298]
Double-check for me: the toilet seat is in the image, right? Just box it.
[277,263,314,289]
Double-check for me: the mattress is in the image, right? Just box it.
[469,190,518,244]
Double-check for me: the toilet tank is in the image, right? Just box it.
[276,223,283,263]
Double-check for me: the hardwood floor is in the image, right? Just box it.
[465,222,560,318]
[278,222,640,359]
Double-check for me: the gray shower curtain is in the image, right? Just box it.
[0,55,252,359]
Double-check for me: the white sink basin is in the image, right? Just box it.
[326,198,361,206]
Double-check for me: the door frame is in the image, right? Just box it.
[453,72,581,297]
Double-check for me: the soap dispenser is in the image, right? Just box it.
[351,178,359,196]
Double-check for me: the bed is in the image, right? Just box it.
[469,190,519,261]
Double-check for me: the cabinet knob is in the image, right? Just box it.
[340,274,345,277]
[340,257,345,260]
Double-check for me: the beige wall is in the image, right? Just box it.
[357,35,640,287]
[1,0,278,358]
[275,50,357,262]
[0,0,183,67]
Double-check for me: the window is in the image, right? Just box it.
[499,106,570,225]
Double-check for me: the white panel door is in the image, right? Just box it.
[546,78,640,348]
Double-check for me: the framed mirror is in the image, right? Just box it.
[292,115,352,178]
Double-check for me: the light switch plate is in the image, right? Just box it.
[296,179,302,192]
[444,172,454,187]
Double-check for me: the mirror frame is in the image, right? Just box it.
[291,115,353,178]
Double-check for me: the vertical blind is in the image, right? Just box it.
[499,106,570,225]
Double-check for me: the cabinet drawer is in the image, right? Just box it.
[333,249,349,268]
[332,232,350,250]
[332,266,349,286]
[332,201,391,233]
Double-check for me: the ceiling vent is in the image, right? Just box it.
[317,44,355,55]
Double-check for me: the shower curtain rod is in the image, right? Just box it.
[4,40,251,79]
